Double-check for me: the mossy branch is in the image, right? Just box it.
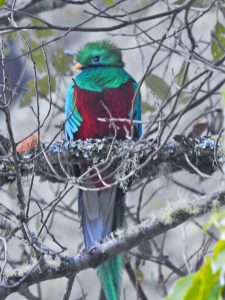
[0,189,224,299]
[0,135,221,186]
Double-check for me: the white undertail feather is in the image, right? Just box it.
[80,181,117,248]
[79,179,125,300]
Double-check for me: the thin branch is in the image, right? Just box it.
[0,188,224,299]
[0,136,219,186]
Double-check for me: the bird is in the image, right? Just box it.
[65,40,142,300]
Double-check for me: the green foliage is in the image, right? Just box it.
[211,22,225,61]
[183,259,221,300]
[20,80,36,108]
[175,61,190,103]
[20,76,56,108]
[142,101,155,113]
[176,61,188,86]
[53,49,73,75]
[173,0,211,7]
[103,0,114,5]
[30,41,46,73]
[165,275,194,300]
[38,75,56,95]
[145,74,171,101]
[0,0,5,7]
[18,17,57,108]
[165,244,224,300]
[207,211,225,234]
[222,88,225,108]
[165,212,225,300]
[19,22,70,109]
[31,18,53,38]
[7,31,18,41]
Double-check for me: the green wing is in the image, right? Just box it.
[65,81,83,141]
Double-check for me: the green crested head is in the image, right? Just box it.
[75,40,124,69]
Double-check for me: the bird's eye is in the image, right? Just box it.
[93,55,100,62]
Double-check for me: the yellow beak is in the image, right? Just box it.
[74,63,83,70]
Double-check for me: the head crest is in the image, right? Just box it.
[76,40,124,67]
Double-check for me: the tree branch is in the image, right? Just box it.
[0,135,220,186]
[0,188,224,299]
[0,0,67,24]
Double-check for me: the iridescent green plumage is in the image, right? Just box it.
[75,66,129,92]
[65,40,142,139]
[65,40,142,300]
[76,40,124,68]
[98,190,125,300]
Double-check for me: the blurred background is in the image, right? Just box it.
[0,0,224,299]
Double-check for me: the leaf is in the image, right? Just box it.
[103,0,113,5]
[20,80,35,108]
[176,61,188,86]
[211,22,225,61]
[173,0,210,7]
[166,237,225,300]
[175,61,190,102]
[32,18,53,38]
[180,95,190,103]
[212,241,225,259]
[211,248,225,274]
[145,74,171,101]
[135,268,144,282]
[20,76,56,108]
[166,260,222,300]
[30,41,46,73]
[207,211,225,236]
[221,89,225,131]
[0,0,5,7]
[7,31,18,41]
[165,275,194,300]
[183,259,221,300]
[142,101,155,113]
[223,88,225,102]
[38,75,56,96]
[53,49,74,75]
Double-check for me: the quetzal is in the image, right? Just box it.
[65,40,142,300]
